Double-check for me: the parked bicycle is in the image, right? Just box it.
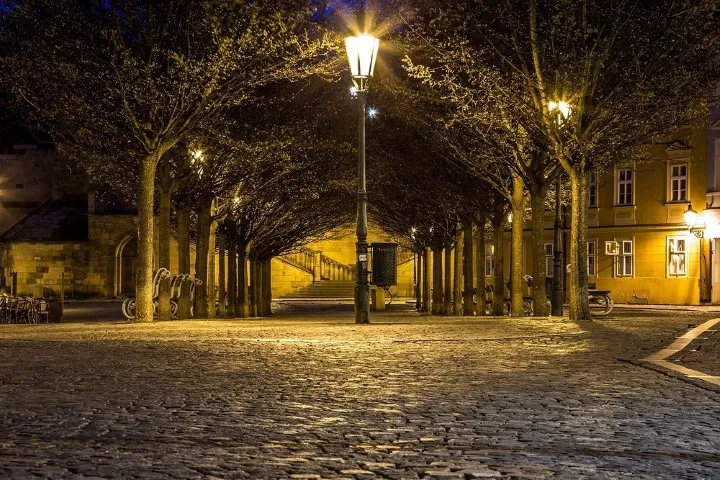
[0,293,49,324]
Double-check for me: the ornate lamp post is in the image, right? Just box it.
[345,34,379,324]
[548,100,572,316]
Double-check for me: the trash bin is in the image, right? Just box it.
[46,300,63,323]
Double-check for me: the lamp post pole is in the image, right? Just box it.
[551,177,564,316]
[355,89,370,324]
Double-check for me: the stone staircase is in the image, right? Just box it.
[280,279,356,299]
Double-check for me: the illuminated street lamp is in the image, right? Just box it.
[345,34,380,324]
[548,99,572,316]
[685,204,705,238]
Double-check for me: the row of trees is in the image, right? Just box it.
[369,0,720,320]
[0,0,359,321]
[1,0,718,322]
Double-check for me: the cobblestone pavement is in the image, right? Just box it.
[670,324,720,377]
[1,306,720,479]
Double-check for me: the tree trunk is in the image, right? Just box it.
[422,248,430,313]
[249,253,258,317]
[530,189,549,316]
[431,246,444,315]
[476,222,486,315]
[194,199,211,319]
[492,216,506,316]
[415,251,422,311]
[510,176,527,317]
[135,156,158,323]
[443,246,452,316]
[227,242,237,318]
[569,168,592,321]
[206,214,218,320]
[463,223,474,315]
[262,258,272,316]
[453,228,463,316]
[217,236,226,318]
[176,207,191,320]
[237,246,249,318]
[157,177,172,321]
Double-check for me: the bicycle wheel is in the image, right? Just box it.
[121,298,136,320]
[170,300,178,320]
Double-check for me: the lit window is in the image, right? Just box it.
[616,240,633,277]
[485,245,495,277]
[618,169,633,205]
[545,243,554,277]
[668,237,687,277]
[587,241,597,276]
[670,164,688,202]
[589,172,598,208]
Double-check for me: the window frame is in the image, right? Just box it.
[668,163,688,203]
[667,236,688,278]
[544,243,554,278]
[484,244,495,277]
[588,171,599,208]
[615,239,634,277]
[617,168,634,206]
[587,240,598,277]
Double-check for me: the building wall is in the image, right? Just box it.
[0,146,56,236]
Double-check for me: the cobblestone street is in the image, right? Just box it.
[1,305,719,479]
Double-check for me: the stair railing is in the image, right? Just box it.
[316,252,353,282]
[277,248,315,277]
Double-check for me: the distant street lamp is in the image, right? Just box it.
[548,99,572,316]
[345,34,379,324]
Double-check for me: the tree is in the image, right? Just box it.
[1,0,339,321]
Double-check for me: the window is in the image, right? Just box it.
[617,169,633,205]
[669,164,688,202]
[589,171,598,208]
[668,237,687,277]
[545,243,554,277]
[587,241,597,276]
[485,244,495,277]
[616,240,633,277]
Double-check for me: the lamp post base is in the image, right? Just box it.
[355,240,370,324]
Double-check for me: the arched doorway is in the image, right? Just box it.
[115,235,137,297]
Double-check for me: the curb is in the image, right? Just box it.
[643,317,720,387]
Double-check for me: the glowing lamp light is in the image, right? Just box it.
[507,212,513,223]
[548,100,572,122]
[345,34,380,78]
[367,107,379,118]
[345,34,379,92]
[684,205,698,228]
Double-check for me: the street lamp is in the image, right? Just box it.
[548,99,572,316]
[346,34,379,324]
[685,204,705,238]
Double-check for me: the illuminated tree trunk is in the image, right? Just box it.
[415,251,422,310]
[431,246,444,315]
[227,242,237,318]
[462,222,474,315]
[530,188,549,316]
[217,236,226,318]
[476,221,486,315]
[453,228,463,316]
[194,199,211,319]
[510,176,527,317]
[135,155,159,323]
[492,211,506,316]
[157,164,173,321]
[443,245,452,316]
[176,208,191,320]
[237,244,249,318]
[207,217,217,319]
[422,248,430,313]
[569,168,591,320]
[248,251,259,317]
[262,258,272,316]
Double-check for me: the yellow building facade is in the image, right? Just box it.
[501,115,720,306]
